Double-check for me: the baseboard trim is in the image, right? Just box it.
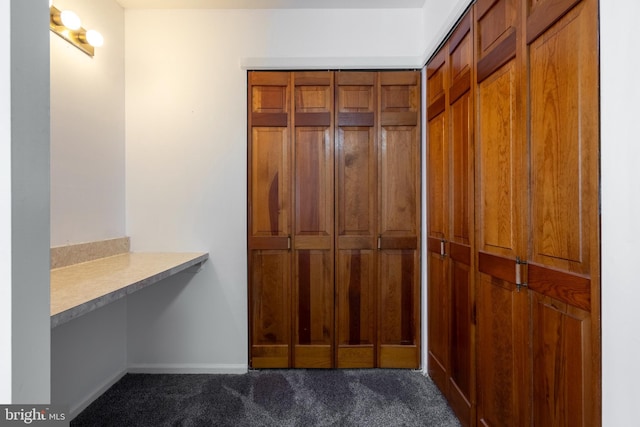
[127,363,248,375]
[68,369,127,420]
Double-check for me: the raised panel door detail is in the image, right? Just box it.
[450,259,472,410]
[379,250,419,368]
[295,86,331,113]
[251,128,290,237]
[295,128,332,236]
[477,0,516,59]
[476,274,528,427]
[337,128,375,237]
[252,85,288,113]
[428,113,447,240]
[336,250,375,367]
[529,1,596,273]
[380,127,418,235]
[294,249,333,368]
[427,53,446,106]
[451,93,471,245]
[427,251,449,390]
[250,250,290,368]
[338,86,374,112]
[531,294,590,427]
[477,60,517,256]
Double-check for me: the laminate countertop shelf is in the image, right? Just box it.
[51,252,209,328]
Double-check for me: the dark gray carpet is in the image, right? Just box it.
[71,370,461,427]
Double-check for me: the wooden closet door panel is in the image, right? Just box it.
[292,72,334,368]
[476,0,517,61]
[477,60,520,260]
[378,71,420,369]
[336,250,375,367]
[448,19,474,419]
[426,61,449,392]
[475,53,528,427]
[250,250,291,368]
[379,126,419,237]
[531,294,591,427]
[476,273,528,427]
[427,249,449,390]
[426,39,453,405]
[527,0,599,424]
[335,72,377,368]
[248,72,292,368]
[529,0,597,278]
[250,128,290,240]
[379,249,420,368]
[428,112,447,241]
[293,249,333,368]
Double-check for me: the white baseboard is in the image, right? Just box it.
[127,363,248,375]
[68,369,127,420]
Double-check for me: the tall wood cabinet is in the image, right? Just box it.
[427,0,600,425]
[248,70,421,369]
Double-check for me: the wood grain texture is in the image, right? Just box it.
[476,273,529,427]
[292,72,335,369]
[427,251,449,391]
[427,114,449,239]
[335,72,377,368]
[293,249,334,368]
[336,250,376,367]
[526,0,581,43]
[378,72,421,369]
[531,293,591,427]
[248,72,292,368]
[477,60,518,257]
[529,0,596,275]
[451,92,471,246]
[250,250,291,367]
[476,0,516,60]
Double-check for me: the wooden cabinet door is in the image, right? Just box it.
[475,1,530,426]
[377,71,421,369]
[292,72,335,368]
[448,11,475,427]
[335,72,378,368]
[248,72,292,368]
[426,48,450,391]
[526,0,600,423]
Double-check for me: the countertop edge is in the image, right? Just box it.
[51,252,209,329]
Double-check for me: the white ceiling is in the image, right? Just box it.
[116,0,425,9]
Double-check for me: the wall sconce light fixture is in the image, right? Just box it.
[50,3,103,57]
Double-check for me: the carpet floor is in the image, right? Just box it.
[71,369,461,427]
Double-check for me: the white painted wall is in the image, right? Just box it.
[0,0,11,405]
[125,8,422,371]
[49,0,127,414]
[601,1,640,424]
[8,0,51,404]
[50,0,126,246]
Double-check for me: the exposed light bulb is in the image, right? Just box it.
[85,30,104,47]
[60,10,81,30]
[49,0,53,7]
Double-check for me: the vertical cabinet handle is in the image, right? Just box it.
[377,235,381,250]
[287,235,291,251]
[440,239,446,257]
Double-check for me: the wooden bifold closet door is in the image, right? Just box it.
[426,0,600,425]
[248,70,421,369]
